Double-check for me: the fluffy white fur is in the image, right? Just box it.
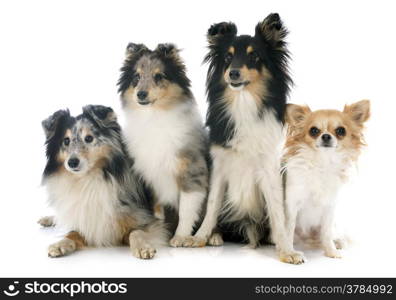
[195,91,294,256]
[45,169,124,247]
[284,145,354,259]
[123,101,205,243]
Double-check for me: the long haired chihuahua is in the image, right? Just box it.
[282,100,370,263]
[40,105,166,259]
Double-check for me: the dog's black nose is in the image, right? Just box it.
[229,69,240,80]
[68,158,80,169]
[322,134,332,142]
[137,90,148,100]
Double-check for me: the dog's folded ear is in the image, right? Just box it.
[42,109,70,141]
[207,22,237,45]
[155,43,181,60]
[83,105,118,129]
[255,13,288,48]
[285,104,311,127]
[343,100,371,126]
[125,43,148,57]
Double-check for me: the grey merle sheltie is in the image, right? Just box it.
[39,105,166,259]
[118,43,215,247]
[192,13,302,262]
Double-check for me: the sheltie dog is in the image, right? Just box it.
[283,100,370,262]
[118,43,211,247]
[192,13,299,261]
[39,105,166,259]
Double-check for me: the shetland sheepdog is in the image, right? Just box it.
[39,105,166,259]
[118,43,212,247]
[192,13,298,261]
[283,100,370,263]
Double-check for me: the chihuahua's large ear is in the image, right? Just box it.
[42,109,70,141]
[255,13,288,48]
[83,105,118,129]
[125,42,148,58]
[285,104,311,127]
[343,100,370,125]
[207,22,237,46]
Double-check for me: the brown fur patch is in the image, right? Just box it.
[284,101,370,161]
[65,231,86,249]
[246,45,254,54]
[228,46,235,55]
[118,215,139,245]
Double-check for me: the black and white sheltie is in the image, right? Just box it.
[118,44,213,247]
[193,13,301,262]
[39,105,166,259]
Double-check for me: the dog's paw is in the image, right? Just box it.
[48,239,76,258]
[279,251,306,265]
[208,233,224,246]
[325,249,342,259]
[170,235,205,247]
[131,245,156,259]
[38,216,55,227]
[334,238,346,250]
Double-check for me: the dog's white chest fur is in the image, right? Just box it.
[46,171,121,246]
[124,103,200,207]
[286,149,348,231]
[215,91,284,221]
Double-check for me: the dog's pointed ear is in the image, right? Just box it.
[155,43,181,59]
[255,13,288,48]
[207,22,237,45]
[83,105,118,129]
[125,43,148,58]
[285,104,311,127]
[42,109,70,141]
[343,100,370,126]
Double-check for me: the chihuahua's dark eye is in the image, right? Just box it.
[132,73,140,85]
[84,135,94,143]
[154,73,163,83]
[225,53,233,64]
[63,137,70,146]
[335,127,346,137]
[309,127,320,137]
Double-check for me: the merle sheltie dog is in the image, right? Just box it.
[193,13,300,262]
[118,43,211,247]
[39,105,166,259]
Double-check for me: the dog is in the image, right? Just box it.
[118,43,212,247]
[191,13,299,261]
[283,100,370,262]
[39,105,166,259]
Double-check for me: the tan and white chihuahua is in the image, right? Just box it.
[282,100,370,263]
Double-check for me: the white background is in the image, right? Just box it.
[0,0,395,277]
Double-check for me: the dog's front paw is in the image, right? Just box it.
[131,245,156,259]
[169,235,206,247]
[279,251,306,265]
[48,239,76,258]
[325,249,342,259]
[208,233,224,246]
[38,216,55,227]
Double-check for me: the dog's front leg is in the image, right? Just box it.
[169,190,206,247]
[321,203,341,258]
[48,231,85,258]
[260,166,304,264]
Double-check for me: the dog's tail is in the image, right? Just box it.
[142,219,169,247]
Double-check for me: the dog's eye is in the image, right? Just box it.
[335,127,346,137]
[309,127,320,137]
[249,51,259,62]
[154,73,163,83]
[225,53,233,64]
[132,73,140,85]
[84,135,94,143]
[63,137,70,146]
